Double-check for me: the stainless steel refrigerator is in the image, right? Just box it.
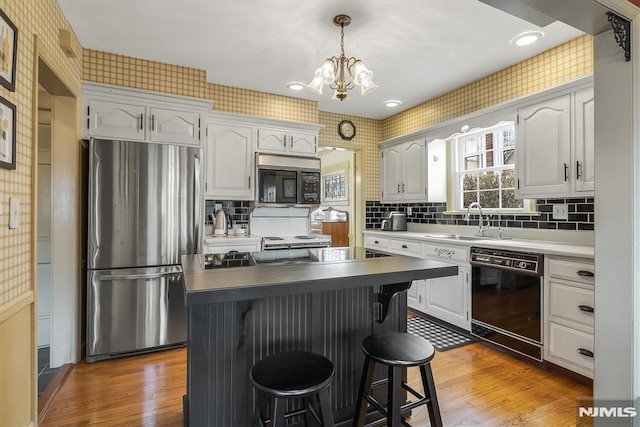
[86,138,202,362]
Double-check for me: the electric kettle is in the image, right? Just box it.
[213,208,232,235]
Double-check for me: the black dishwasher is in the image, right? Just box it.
[470,247,544,362]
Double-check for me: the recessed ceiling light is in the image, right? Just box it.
[384,100,402,108]
[286,82,305,91]
[511,31,544,47]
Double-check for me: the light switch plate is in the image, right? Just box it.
[552,203,569,220]
[9,197,19,229]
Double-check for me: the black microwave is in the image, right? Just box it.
[256,153,321,206]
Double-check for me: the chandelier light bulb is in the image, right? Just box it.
[306,14,377,101]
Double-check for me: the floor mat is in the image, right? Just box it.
[407,316,475,352]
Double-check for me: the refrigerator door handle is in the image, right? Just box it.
[194,153,202,255]
[100,271,182,281]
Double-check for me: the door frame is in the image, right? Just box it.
[32,35,81,416]
[318,142,364,247]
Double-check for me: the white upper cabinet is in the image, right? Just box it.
[87,99,146,141]
[82,82,212,146]
[516,81,594,198]
[380,139,425,202]
[402,140,428,201]
[380,144,403,202]
[205,122,253,200]
[149,107,201,145]
[574,87,595,193]
[380,137,445,203]
[289,131,317,155]
[256,127,318,156]
[516,95,572,197]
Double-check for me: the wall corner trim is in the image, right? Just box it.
[0,291,34,324]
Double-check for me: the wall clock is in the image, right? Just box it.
[338,120,356,140]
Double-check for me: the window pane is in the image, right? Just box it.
[464,155,480,171]
[502,129,515,148]
[478,172,499,190]
[462,191,477,208]
[503,149,515,165]
[479,190,499,209]
[462,173,479,191]
[502,189,523,209]
[464,136,484,154]
[501,169,516,188]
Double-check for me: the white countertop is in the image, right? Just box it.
[204,234,262,244]
[363,230,594,259]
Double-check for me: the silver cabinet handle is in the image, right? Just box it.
[397,183,401,193]
[139,113,144,130]
[564,163,569,181]
[576,161,582,179]
[150,115,155,131]
[248,176,251,189]
[402,183,406,193]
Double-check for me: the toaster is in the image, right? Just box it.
[381,211,407,231]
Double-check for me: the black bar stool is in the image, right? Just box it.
[353,332,443,427]
[251,350,335,427]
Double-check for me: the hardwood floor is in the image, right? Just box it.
[40,343,591,426]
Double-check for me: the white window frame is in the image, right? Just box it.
[450,121,536,213]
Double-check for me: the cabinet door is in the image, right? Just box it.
[290,131,317,155]
[425,266,469,331]
[408,279,428,312]
[205,123,253,200]
[380,146,403,202]
[516,95,571,197]
[402,139,427,202]
[574,87,595,193]
[256,127,287,153]
[150,108,200,145]
[88,99,146,141]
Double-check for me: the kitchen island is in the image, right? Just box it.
[181,247,458,426]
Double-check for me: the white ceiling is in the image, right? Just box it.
[56,0,584,120]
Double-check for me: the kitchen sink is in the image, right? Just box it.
[423,233,487,241]
[423,233,512,241]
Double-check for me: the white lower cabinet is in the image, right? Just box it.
[424,266,469,330]
[544,256,595,378]
[364,233,470,331]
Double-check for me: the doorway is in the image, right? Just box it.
[35,56,80,407]
[317,146,363,247]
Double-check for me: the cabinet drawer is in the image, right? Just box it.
[548,258,594,284]
[423,243,468,263]
[549,282,594,329]
[548,322,594,372]
[364,235,389,249]
[204,244,260,254]
[389,239,422,256]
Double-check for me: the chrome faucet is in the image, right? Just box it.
[464,202,490,236]
[491,209,505,239]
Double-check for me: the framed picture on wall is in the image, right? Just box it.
[323,171,348,202]
[0,8,17,92]
[0,95,16,169]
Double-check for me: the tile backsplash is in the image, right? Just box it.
[366,198,594,231]
[205,200,251,229]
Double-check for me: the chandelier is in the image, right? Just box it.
[306,14,378,101]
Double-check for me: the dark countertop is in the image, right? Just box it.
[182,247,458,305]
